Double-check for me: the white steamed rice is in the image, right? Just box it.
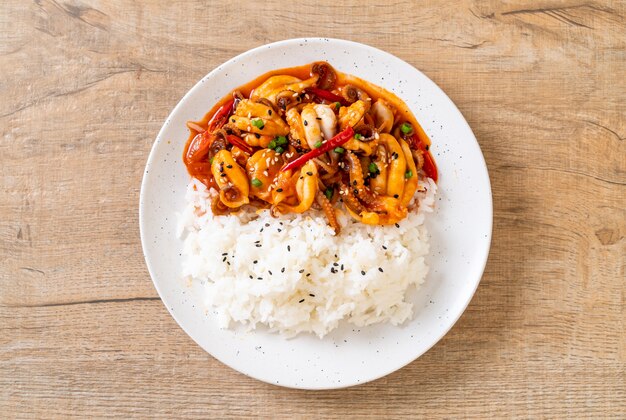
[177,177,436,338]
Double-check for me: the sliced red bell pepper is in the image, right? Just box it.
[281,127,354,172]
[409,133,438,182]
[422,150,438,182]
[306,88,348,106]
[207,99,235,132]
[226,134,253,154]
[185,131,213,163]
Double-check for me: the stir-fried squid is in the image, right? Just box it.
[183,62,437,235]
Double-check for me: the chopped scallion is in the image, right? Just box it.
[400,122,413,134]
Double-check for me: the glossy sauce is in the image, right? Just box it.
[183,64,437,183]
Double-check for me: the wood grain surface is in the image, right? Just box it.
[1,0,624,418]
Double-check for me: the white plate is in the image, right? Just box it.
[140,38,492,389]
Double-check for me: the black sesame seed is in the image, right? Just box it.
[226,262,230,266]
[222,257,227,262]
[231,118,235,123]
[254,133,260,139]
[353,189,358,195]
[341,264,344,270]
[227,164,233,169]
[382,245,387,250]
[299,269,305,273]
[352,180,357,186]
[265,223,269,227]
[255,244,261,247]
[333,262,338,267]
[395,223,400,228]
[249,275,253,279]
[378,267,383,272]
[253,260,258,264]
[287,245,291,251]
[316,117,321,120]
[393,194,399,198]
[276,188,283,192]
[306,273,311,277]
[220,173,227,177]
[309,294,315,297]
[281,267,285,273]
[331,268,336,273]
[222,252,228,256]
[299,299,305,303]
[361,270,366,275]
[278,229,282,232]
[268,109,272,115]
[303,120,308,126]
[257,277,263,280]
[306,171,313,176]
[268,270,273,275]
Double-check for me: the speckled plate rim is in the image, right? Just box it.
[140,38,492,390]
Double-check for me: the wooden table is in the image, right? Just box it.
[2,1,624,417]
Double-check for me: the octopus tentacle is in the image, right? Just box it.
[412,149,424,171]
[316,190,340,235]
[338,181,366,214]
[344,151,378,206]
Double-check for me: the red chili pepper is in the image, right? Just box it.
[207,99,235,132]
[226,134,253,154]
[281,127,354,172]
[306,88,348,106]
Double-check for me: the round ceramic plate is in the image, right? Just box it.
[140,38,492,389]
